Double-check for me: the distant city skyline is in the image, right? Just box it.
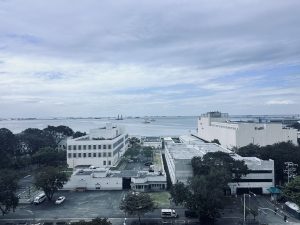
[0,0,300,117]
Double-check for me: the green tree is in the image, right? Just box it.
[129,137,140,147]
[73,131,87,138]
[120,192,155,225]
[141,147,153,160]
[32,147,67,167]
[237,142,300,185]
[0,170,19,216]
[71,217,111,225]
[283,176,300,205]
[0,128,17,169]
[44,125,74,145]
[34,166,69,200]
[18,128,56,155]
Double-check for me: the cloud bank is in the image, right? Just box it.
[0,0,300,117]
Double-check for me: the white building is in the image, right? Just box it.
[141,136,162,149]
[67,123,129,168]
[164,135,275,195]
[197,112,298,149]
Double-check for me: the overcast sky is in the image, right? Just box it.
[0,0,300,117]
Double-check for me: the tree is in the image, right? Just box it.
[44,125,74,145]
[71,217,111,225]
[141,147,153,160]
[171,152,248,224]
[237,142,300,185]
[124,147,140,158]
[128,137,140,147]
[120,192,155,225]
[0,128,17,169]
[18,128,56,154]
[283,176,300,205]
[32,147,67,167]
[0,170,19,216]
[34,166,69,200]
[73,131,87,138]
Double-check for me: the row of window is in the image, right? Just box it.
[68,144,112,151]
[68,152,112,158]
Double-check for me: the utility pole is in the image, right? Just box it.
[284,162,298,183]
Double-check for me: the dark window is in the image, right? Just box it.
[103,152,107,157]
[108,152,112,157]
[93,145,96,150]
[108,161,111,165]
[98,153,101,157]
[108,145,111,149]
[103,161,106,166]
[68,146,71,150]
[88,145,91,150]
[103,145,106,149]
[68,153,72,158]
[78,145,81,150]
[98,145,101,149]
[78,153,81,157]
[73,145,77,150]
[73,153,77,157]
[88,153,91,157]
[93,153,96,157]
[83,153,86,157]
[83,145,86,150]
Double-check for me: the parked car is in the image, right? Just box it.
[144,162,153,166]
[33,193,46,205]
[55,196,66,205]
[184,210,198,218]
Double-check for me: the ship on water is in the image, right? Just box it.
[116,114,123,120]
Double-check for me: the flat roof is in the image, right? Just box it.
[142,136,161,142]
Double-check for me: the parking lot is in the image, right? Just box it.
[2,191,127,221]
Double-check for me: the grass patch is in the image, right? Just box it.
[153,152,162,170]
[149,191,171,208]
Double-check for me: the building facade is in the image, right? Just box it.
[141,136,162,149]
[164,135,275,195]
[67,123,129,168]
[197,112,298,149]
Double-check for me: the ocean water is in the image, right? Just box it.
[0,117,198,136]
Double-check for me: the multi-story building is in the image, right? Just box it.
[67,123,128,168]
[197,112,298,149]
[164,135,275,195]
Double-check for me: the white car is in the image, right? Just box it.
[55,196,66,205]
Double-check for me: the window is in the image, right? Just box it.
[103,152,107,157]
[73,145,77,150]
[103,145,106,149]
[93,153,96,157]
[98,153,101,157]
[108,145,111,149]
[78,153,81,157]
[83,153,86,157]
[98,145,101,149]
[93,145,96,150]
[73,153,77,158]
[68,146,71,150]
[108,152,111,157]
[108,160,111,165]
[68,153,72,158]
[103,161,106,166]
[88,145,91,150]
[88,153,91,157]
[83,145,86,150]
[78,145,81,150]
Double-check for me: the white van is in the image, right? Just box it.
[33,193,46,204]
[161,209,178,218]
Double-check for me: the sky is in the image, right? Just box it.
[0,0,300,117]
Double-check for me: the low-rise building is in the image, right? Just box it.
[164,135,275,195]
[66,123,129,168]
[141,136,162,149]
[197,112,298,148]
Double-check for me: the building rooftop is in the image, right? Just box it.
[141,136,161,142]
